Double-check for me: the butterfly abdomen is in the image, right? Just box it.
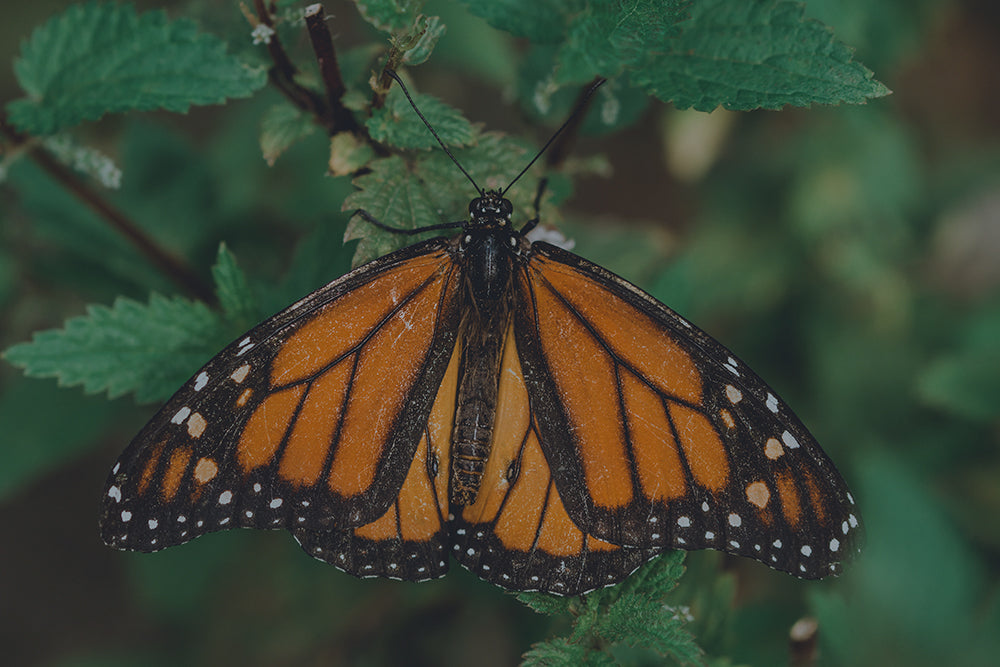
[451,230,516,505]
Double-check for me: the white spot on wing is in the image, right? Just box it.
[782,430,800,449]
[194,372,209,391]
[219,490,233,505]
[766,393,779,413]
[108,486,122,502]
[171,406,191,424]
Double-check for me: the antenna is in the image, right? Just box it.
[384,70,483,196]
[502,77,606,197]
[385,70,606,199]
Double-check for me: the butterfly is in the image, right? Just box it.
[100,73,862,596]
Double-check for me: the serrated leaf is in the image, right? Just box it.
[516,591,575,616]
[355,0,421,32]
[3,294,225,403]
[329,131,378,177]
[366,88,475,150]
[211,244,259,327]
[556,0,689,83]
[7,2,266,135]
[629,0,890,110]
[522,638,612,667]
[343,132,553,266]
[260,103,318,166]
[342,155,442,265]
[460,0,573,43]
[402,15,447,66]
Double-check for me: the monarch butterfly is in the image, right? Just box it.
[100,72,862,595]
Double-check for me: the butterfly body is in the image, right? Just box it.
[101,187,862,595]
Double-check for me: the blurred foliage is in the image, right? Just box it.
[1,0,998,666]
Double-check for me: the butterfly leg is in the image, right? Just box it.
[353,209,465,236]
[518,177,549,236]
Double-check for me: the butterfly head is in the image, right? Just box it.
[468,190,514,230]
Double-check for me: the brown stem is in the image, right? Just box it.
[249,0,331,128]
[0,115,216,305]
[304,4,360,133]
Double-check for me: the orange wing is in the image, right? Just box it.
[504,243,862,582]
[452,327,655,594]
[101,239,462,578]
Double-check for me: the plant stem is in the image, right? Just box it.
[304,4,358,133]
[0,115,216,305]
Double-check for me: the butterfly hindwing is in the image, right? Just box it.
[452,328,656,594]
[511,243,863,579]
[100,240,464,555]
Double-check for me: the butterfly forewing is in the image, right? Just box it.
[101,240,463,553]
[292,340,460,581]
[512,243,863,579]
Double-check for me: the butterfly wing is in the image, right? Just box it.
[505,242,862,581]
[451,327,656,595]
[292,342,460,582]
[100,239,463,564]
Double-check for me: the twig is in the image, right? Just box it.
[0,115,216,305]
[303,4,357,133]
[248,0,331,129]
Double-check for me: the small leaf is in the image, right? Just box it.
[366,88,475,150]
[522,638,612,667]
[328,131,377,177]
[402,15,447,66]
[211,244,259,327]
[260,103,318,166]
[355,0,421,33]
[342,155,442,265]
[3,294,225,403]
[629,0,890,110]
[7,2,266,135]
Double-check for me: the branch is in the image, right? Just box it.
[247,0,331,130]
[304,4,358,133]
[0,114,216,305]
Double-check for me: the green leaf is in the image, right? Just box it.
[211,244,259,327]
[630,0,890,110]
[260,103,319,167]
[556,0,689,83]
[343,155,442,264]
[459,0,574,43]
[366,88,476,150]
[7,2,266,135]
[355,0,421,32]
[522,638,613,667]
[328,131,378,177]
[516,554,702,665]
[3,294,224,403]
[343,132,550,266]
[401,15,447,66]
